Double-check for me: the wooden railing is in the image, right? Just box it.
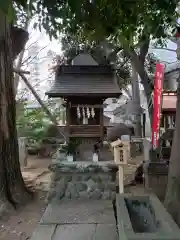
[69,125,100,137]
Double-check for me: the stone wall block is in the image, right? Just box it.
[47,161,118,202]
[89,189,102,200]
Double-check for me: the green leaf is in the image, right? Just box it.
[16,0,27,8]
[7,3,14,22]
[0,0,11,15]
[0,0,18,23]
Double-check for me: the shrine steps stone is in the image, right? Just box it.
[31,224,118,240]
[30,200,118,240]
[30,225,56,240]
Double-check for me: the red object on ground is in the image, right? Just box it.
[152,63,165,149]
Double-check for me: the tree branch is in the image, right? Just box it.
[151,47,176,52]
[11,26,29,60]
[123,87,132,99]
[16,71,66,141]
[14,17,30,95]
[22,44,49,66]
[125,48,150,82]
[13,68,30,75]
[124,47,153,121]
[139,32,150,64]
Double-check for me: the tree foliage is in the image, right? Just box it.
[9,0,176,121]
[16,99,65,144]
[1,0,176,119]
[16,104,49,143]
[56,0,177,46]
[2,1,178,42]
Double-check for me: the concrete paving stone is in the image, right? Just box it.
[53,224,118,240]
[92,224,118,240]
[30,224,56,240]
[53,224,96,240]
[40,200,116,225]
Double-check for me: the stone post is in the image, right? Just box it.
[143,137,151,161]
[144,161,168,200]
[18,137,28,167]
[144,142,169,200]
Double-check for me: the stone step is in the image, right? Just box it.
[31,223,118,240]
[31,225,56,240]
[30,200,118,240]
[41,200,116,224]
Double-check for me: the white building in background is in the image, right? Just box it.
[18,43,55,101]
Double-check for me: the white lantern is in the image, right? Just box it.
[93,153,99,162]
[67,155,74,162]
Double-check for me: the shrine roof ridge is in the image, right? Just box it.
[46,63,121,98]
[56,65,114,75]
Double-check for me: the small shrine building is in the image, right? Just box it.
[160,90,176,131]
[46,53,121,161]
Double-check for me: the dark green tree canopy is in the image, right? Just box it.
[1,0,179,44]
[1,0,178,120]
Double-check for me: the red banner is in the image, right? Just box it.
[152,63,165,149]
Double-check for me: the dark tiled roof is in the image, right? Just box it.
[56,65,113,75]
[46,66,121,97]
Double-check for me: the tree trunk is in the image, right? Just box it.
[14,19,30,95]
[0,15,31,216]
[164,78,180,225]
[131,65,142,137]
[123,87,132,99]
[14,49,25,95]
[125,47,153,124]
[11,26,29,60]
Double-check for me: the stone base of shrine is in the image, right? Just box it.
[47,161,118,203]
[144,162,168,201]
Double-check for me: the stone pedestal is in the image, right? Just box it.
[144,162,168,201]
[47,161,118,203]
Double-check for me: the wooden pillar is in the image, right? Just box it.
[100,106,104,141]
[63,108,66,125]
[118,165,124,193]
[66,100,70,141]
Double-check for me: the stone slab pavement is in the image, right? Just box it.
[30,200,118,240]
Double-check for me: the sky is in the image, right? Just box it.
[149,41,177,63]
[27,21,63,54]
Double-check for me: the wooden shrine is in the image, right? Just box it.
[46,53,121,161]
[159,91,177,160]
[160,90,176,131]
